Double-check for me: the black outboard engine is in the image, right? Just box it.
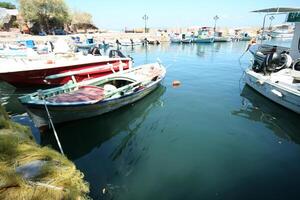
[109,50,126,58]
[90,47,101,56]
[265,50,281,72]
[252,46,293,73]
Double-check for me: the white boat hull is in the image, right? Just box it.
[170,38,181,43]
[245,69,300,114]
[193,38,214,43]
[214,37,231,42]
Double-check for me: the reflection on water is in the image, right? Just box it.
[0,81,52,115]
[41,85,166,160]
[40,85,165,199]
[233,85,300,144]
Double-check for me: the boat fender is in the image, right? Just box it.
[46,60,55,64]
[271,89,283,98]
[256,80,264,85]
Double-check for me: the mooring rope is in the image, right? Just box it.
[38,90,64,155]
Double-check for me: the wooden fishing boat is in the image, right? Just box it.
[19,62,166,128]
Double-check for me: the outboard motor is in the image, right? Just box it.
[109,50,126,58]
[262,49,293,73]
[253,47,293,73]
[90,47,101,56]
[265,50,281,72]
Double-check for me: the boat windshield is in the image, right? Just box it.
[252,7,300,47]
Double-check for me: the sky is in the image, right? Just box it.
[6,0,300,30]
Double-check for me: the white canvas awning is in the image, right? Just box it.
[252,7,300,13]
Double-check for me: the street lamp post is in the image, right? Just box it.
[269,16,275,30]
[142,14,149,33]
[213,15,219,32]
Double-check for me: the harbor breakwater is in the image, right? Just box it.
[0,32,168,44]
[0,106,90,199]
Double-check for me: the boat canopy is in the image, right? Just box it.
[252,7,300,13]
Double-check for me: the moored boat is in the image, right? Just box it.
[214,32,231,42]
[170,33,182,43]
[245,7,300,114]
[19,62,166,128]
[194,27,214,43]
[270,30,294,39]
[0,50,132,87]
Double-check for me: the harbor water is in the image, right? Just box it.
[1,40,300,200]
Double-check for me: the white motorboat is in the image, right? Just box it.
[245,7,300,114]
[270,30,294,39]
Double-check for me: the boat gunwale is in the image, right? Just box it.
[19,63,166,107]
[20,77,164,108]
[245,69,300,96]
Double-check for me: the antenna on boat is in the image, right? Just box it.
[38,90,65,155]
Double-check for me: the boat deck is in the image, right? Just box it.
[47,86,104,103]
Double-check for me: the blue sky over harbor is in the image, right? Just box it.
[6,0,300,30]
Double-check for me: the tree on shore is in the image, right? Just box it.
[0,2,16,9]
[71,10,94,32]
[19,0,70,34]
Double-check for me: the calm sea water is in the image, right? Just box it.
[2,39,300,200]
